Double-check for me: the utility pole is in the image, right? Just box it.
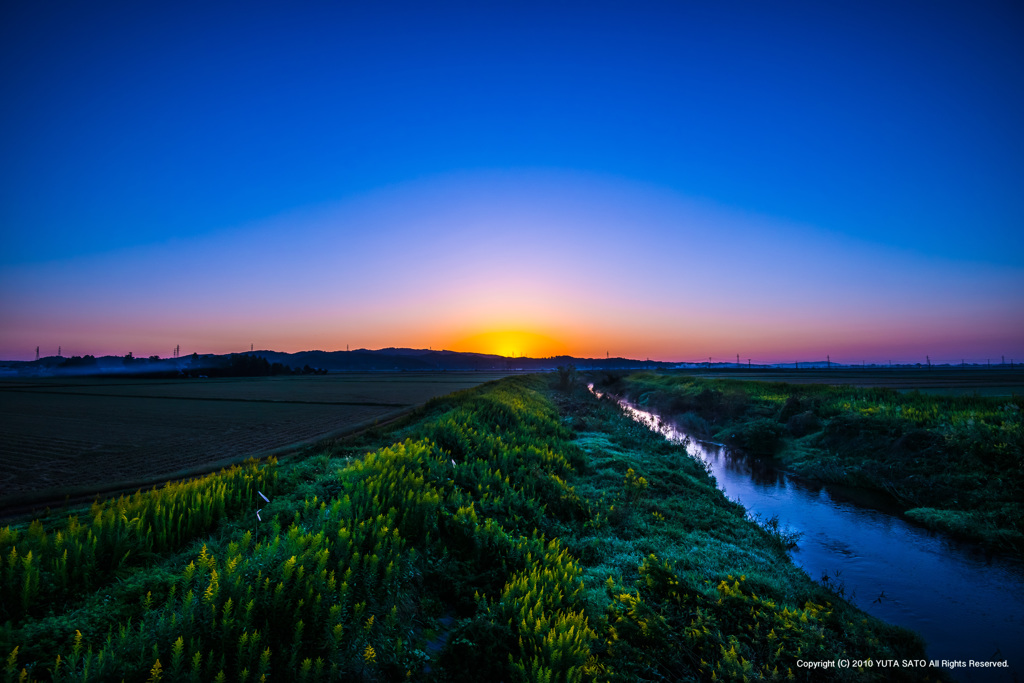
[926,355,931,370]
[36,346,39,361]
[827,354,830,369]
[737,354,740,367]
[748,358,751,368]
[251,343,253,353]
[58,346,61,357]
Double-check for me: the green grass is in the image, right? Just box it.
[1,375,934,681]
[598,371,1024,553]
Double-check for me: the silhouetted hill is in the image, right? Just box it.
[0,349,677,377]
[251,349,664,372]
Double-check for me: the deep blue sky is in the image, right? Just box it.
[2,1,1022,361]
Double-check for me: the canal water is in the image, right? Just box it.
[591,386,1024,681]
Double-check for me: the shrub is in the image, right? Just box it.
[728,418,785,456]
[786,410,822,437]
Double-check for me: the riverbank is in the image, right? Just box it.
[595,382,1024,675]
[1,375,935,681]
[597,371,1024,554]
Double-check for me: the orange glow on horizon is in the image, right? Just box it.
[447,329,571,359]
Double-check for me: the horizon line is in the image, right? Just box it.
[3,346,1020,368]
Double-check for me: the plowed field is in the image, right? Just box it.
[0,373,506,510]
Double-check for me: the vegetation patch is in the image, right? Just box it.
[1,375,933,681]
[598,371,1024,553]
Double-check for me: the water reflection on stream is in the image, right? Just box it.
[591,385,1023,681]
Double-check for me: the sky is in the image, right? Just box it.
[1,1,1022,364]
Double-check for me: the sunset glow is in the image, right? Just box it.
[1,4,1021,364]
[448,330,571,360]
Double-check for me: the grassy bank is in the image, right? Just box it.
[598,371,1024,553]
[1,375,933,681]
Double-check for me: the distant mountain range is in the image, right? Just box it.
[0,348,678,377]
[2,348,963,378]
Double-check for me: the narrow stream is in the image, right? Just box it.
[591,385,1024,681]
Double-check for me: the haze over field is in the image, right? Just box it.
[2,2,1022,364]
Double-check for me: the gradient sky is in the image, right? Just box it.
[2,1,1022,363]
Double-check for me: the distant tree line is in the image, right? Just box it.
[50,353,326,378]
[58,355,98,368]
[183,354,327,378]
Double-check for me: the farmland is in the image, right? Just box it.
[0,373,507,513]
[676,366,1024,397]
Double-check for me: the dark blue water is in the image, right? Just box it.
[594,386,1024,682]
